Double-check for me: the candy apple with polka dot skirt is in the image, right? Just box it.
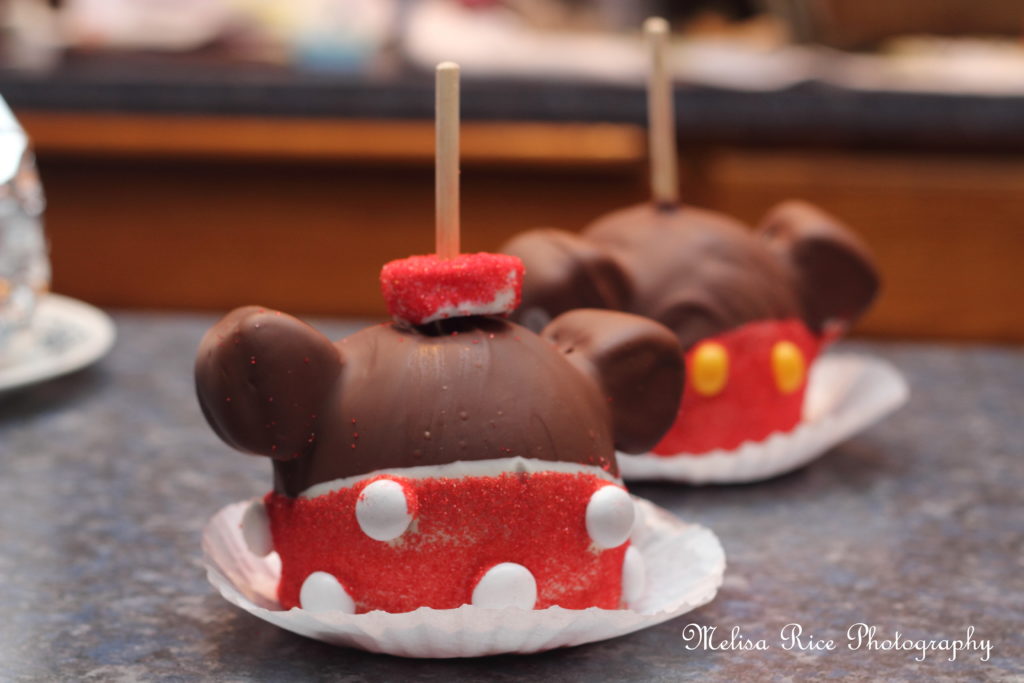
[195,254,684,613]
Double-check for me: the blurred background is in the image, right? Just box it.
[2,0,1023,343]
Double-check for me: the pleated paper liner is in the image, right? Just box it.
[618,354,909,484]
[202,496,725,658]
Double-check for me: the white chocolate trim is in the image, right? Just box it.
[300,456,621,499]
[414,269,519,325]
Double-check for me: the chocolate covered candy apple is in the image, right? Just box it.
[196,300,681,613]
[195,63,685,614]
[502,20,879,458]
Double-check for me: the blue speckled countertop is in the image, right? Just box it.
[0,311,1021,680]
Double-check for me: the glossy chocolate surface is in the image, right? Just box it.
[504,201,880,349]
[196,307,684,496]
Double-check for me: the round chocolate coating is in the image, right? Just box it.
[505,201,879,351]
[585,203,802,349]
[271,316,618,496]
[197,305,686,497]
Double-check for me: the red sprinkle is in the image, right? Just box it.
[379,253,525,325]
[266,472,627,613]
[654,318,821,455]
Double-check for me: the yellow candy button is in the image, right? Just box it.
[691,342,729,396]
[772,340,806,394]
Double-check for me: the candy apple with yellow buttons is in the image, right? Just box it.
[501,17,879,465]
[502,200,879,458]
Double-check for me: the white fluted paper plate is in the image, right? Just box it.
[618,354,909,484]
[0,294,115,392]
[202,496,725,658]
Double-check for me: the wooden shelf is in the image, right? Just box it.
[20,112,646,166]
[704,149,1024,343]
[22,111,1024,344]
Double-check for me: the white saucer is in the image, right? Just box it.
[203,496,726,658]
[618,354,910,484]
[0,294,116,392]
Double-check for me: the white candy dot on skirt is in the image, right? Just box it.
[621,546,646,607]
[471,563,537,609]
[299,572,356,613]
[355,478,413,541]
[240,499,273,557]
[586,485,635,549]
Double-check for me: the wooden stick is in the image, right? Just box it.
[644,17,679,207]
[435,61,460,259]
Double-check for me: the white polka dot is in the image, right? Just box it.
[299,572,355,613]
[240,499,273,557]
[621,546,646,607]
[471,563,537,609]
[355,479,413,541]
[586,485,635,549]
[629,500,646,541]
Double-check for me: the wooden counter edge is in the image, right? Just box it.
[17,111,647,166]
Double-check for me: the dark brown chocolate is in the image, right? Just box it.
[543,309,683,454]
[758,200,879,331]
[503,229,632,329]
[503,202,879,349]
[196,307,684,497]
[195,306,342,461]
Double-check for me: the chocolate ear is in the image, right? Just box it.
[653,295,733,351]
[758,201,880,332]
[502,229,632,332]
[542,309,683,454]
[195,306,343,460]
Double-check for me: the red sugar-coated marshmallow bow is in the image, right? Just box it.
[380,253,525,325]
